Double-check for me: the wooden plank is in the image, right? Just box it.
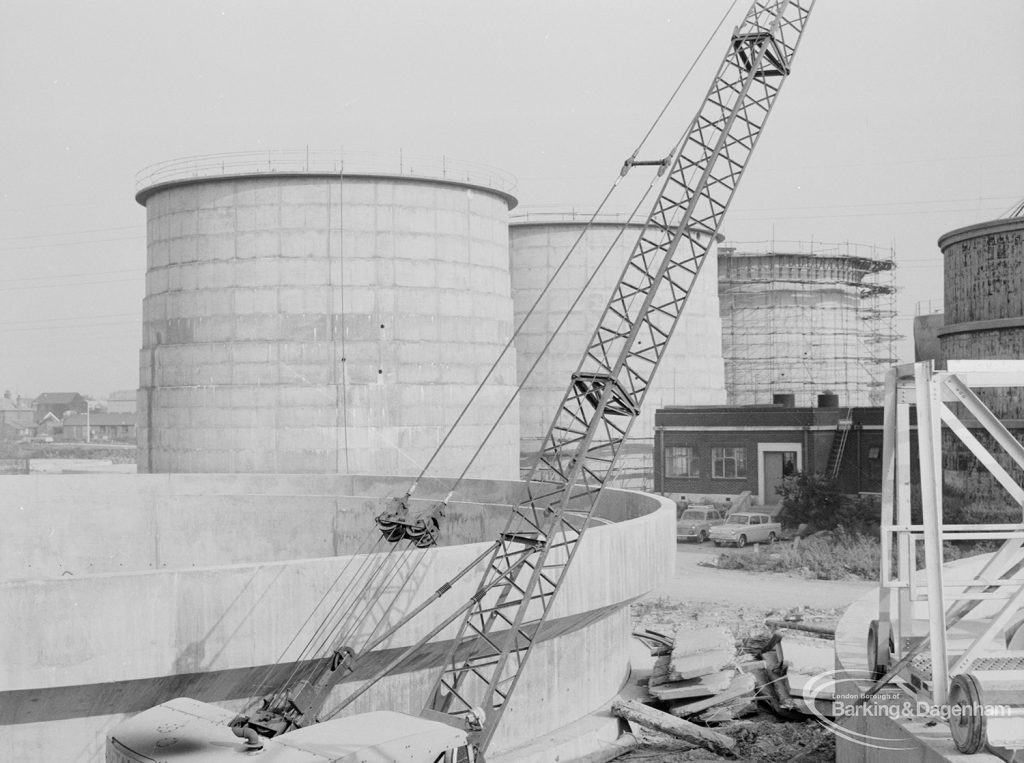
[765,619,836,638]
[610,699,736,756]
[668,672,756,717]
[648,670,734,701]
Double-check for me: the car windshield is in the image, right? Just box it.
[729,515,751,524]
[680,511,704,521]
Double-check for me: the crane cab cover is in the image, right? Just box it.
[107,698,473,763]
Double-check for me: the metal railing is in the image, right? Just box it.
[915,298,944,316]
[135,149,517,196]
[509,207,649,225]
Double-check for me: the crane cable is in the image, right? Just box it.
[400,0,739,504]
[245,0,744,718]
[431,0,740,496]
[243,530,411,713]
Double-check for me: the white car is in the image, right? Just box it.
[708,512,781,548]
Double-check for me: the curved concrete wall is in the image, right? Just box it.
[0,474,674,761]
[137,171,519,479]
[939,216,1024,420]
[508,217,725,457]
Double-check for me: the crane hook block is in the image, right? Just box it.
[375,497,446,547]
[375,495,411,542]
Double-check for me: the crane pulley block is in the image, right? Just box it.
[375,496,446,547]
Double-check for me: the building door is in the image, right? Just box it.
[761,450,797,505]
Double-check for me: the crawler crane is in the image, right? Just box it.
[107,2,815,761]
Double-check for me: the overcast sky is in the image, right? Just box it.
[2,0,1022,399]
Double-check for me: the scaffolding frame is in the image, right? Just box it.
[720,241,898,407]
[875,361,1024,733]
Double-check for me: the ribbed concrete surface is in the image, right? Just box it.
[0,473,674,761]
[508,219,726,458]
[137,173,519,479]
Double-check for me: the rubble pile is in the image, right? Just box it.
[615,615,838,758]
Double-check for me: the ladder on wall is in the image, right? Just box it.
[825,407,854,479]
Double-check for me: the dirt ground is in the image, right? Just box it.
[620,597,840,763]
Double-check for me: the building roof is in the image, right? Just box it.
[0,397,30,412]
[63,412,136,426]
[34,392,83,405]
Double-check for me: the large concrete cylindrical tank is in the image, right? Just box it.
[508,213,726,474]
[718,245,897,408]
[937,206,1024,497]
[938,208,1024,419]
[135,151,519,479]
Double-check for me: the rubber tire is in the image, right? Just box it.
[713,541,721,547]
[698,530,708,544]
[866,619,893,681]
[767,532,777,544]
[949,673,986,754]
[736,535,747,548]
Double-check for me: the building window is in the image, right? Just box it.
[665,446,699,478]
[712,447,746,479]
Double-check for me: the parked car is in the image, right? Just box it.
[676,505,726,543]
[708,512,781,548]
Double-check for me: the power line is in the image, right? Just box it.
[0,311,138,327]
[0,277,141,293]
[1,267,142,284]
[0,234,144,253]
[0,225,143,242]
[0,319,139,334]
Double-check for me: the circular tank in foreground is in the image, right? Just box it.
[0,472,674,762]
[136,151,519,479]
[509,213,726,463]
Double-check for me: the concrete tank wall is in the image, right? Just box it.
[137,166,519,479]
[719,248,896,408]
[508,216,726,461]
[0,473,674,761]
[938,215,1024,420]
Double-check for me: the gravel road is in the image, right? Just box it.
[649,543,875,612]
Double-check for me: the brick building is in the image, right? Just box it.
[654,403,886,504]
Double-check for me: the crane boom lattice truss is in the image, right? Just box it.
[427,0,814,750]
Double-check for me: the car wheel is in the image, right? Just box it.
[713,541,721,547]
[698,530,708,543]
[768,532,777,544]
[736,535,747,548]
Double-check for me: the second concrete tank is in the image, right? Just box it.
[508,213,726,473]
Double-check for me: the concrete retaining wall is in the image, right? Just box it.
[0,473,674,761]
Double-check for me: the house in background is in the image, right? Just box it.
[35,412,62,438]
[62,412,136,443]
[0,392,35,441]
[106,390,138,415]
[654,401,886,505]
[34,392,87,422]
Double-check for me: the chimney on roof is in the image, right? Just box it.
[3,390,10,400]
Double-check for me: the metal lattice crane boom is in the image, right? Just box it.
[426,0,815,751]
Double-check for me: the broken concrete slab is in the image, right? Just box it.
[648,669,735,701]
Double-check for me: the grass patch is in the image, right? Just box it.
[714,530,1006,582]
[714,531,882,581]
